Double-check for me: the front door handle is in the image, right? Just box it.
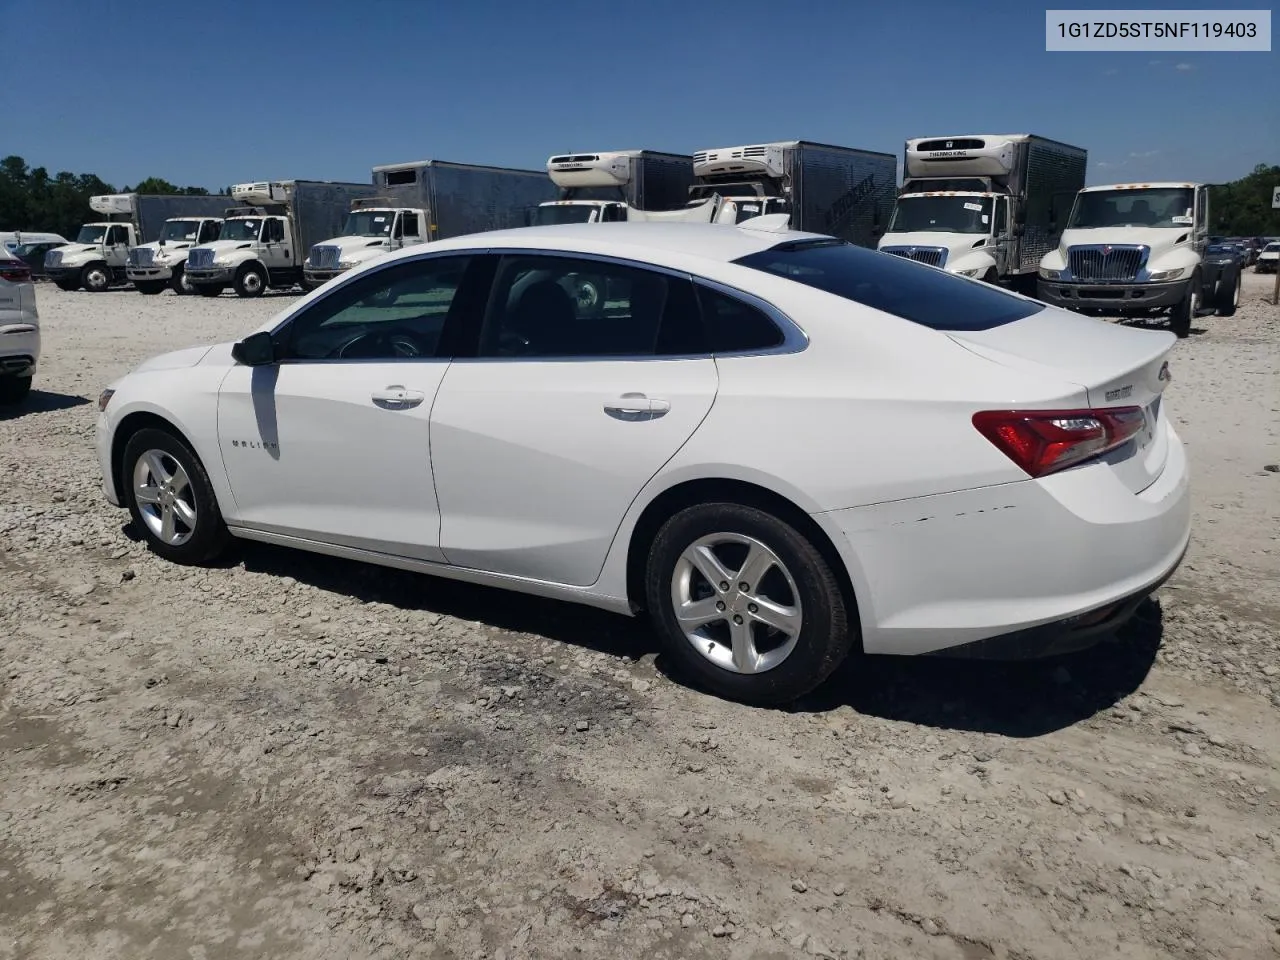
[604,393,669,421]
[371,385,425,410]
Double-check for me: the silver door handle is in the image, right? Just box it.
[603,393,669,421]
[371,386,425,409]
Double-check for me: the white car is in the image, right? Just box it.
[0,249,39,404]
[95,222,1190,704]
[1256,242,1280,274]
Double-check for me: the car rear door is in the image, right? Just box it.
[429,251,718,586]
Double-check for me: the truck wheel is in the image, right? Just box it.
[234,264,267,298]
[195,285,224,298]
[81,263,112,293]
[1168,274,1200,338]
[135,281,166,296]
[170,266,194,295]
[1215,268,1240,317]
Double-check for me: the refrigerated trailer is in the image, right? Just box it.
[686,140,897,246]
[531,150,695,225]
[43,193,232,292]
[304,159,557,286]
[879,134,1087,284]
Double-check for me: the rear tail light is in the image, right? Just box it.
[972,407,1146,478]
[0,263,31,282]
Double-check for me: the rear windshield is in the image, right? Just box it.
[733,239,1045,331]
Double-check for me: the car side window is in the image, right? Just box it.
[401,213,419,238]
[278,255,475,362]
[695,285,785,353]
[477,255,701,359]
[108,226,127,246]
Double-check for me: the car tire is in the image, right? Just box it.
[1215,267,1240,317]
[0,376,32,405]
[195,285,224,298]
[122,427,231,565]
[81,263,112,293]
[170,265,194,295]
[234,264,267,298]
[644,502,854,706]
[1169,274,1199,338]
[135,281,166,295]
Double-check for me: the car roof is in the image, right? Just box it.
[389,222,827,268]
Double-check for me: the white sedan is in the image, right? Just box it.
[95,222,1190,704]
[1,249,40,404]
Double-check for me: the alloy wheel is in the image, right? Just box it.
[132,449,197,546]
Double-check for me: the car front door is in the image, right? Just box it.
[428,252,719,586]
[216,253,489,560]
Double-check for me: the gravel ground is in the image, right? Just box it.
[2,275,1278,960]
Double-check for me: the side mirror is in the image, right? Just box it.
[231,330,277,366]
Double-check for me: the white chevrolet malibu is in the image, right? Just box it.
[95,222,1190,704]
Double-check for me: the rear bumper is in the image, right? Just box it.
[1037,278,1189,312]
[0,324,40,377]
[819,419,1192,658]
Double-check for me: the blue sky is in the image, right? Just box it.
[6,0,1275,190]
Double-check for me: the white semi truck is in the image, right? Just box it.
[878,134,1087,286]
[43,193,231,292]
[685,140,897,246]
[304,159,555,287]
[531,150,694,225]
[1037,181,1240,337]
[126,215,225,295]
[184,180,379,298]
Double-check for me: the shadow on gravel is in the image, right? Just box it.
[234,541,658,662]
[0,390,90,419]
[794,599,1165,738]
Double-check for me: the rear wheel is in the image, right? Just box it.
[122,427,230,565]
[1215,268,1240,317]
[645,502,853,706]
[234,264,266,298]
[1169,274,1200,338]
[81,263,112,293]
[0,376,32,405]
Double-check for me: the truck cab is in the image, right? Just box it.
[1037,181,1239,337]
[304,199,429,286]
[879,189,1013,278]
[532,153,640,226]
[44,194,140,292]
[127,217,223,295]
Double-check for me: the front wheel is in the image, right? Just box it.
[1169,275,1200,338]
[81,263,112,293]
[644,502,854,706]
[234,264,267,298]
[122,427,230,565]
[170,265,194,295]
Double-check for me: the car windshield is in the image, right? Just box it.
[734,239,1043,331]
[1068,188,1195,229]
[161,220,202,242]
[342,210,396,237]
[531,205,598,226]
[889,195,992,234]
[219,219,262,241]
[1265,244,1280,253]
[75,225,109,244]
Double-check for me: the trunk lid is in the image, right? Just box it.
[948,306,1174,493]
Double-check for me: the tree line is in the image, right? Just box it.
[0,155,219,240]
[2,152,1277,242]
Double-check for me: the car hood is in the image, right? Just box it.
[315,235,392,255]
[195,239,257,256]
[132,344,217,373]
[1059,227,1195,261]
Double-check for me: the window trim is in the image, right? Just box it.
[266,251,481,366]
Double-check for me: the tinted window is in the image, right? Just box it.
[280,256,474,361]
[401,212,420,237]
[479,255,700,358]
[734,240,1043,331]
[696,285,784,353]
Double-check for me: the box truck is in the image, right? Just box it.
[531,150,695,225]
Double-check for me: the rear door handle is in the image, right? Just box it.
[371,385,425,410]
[604,393,669,421]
